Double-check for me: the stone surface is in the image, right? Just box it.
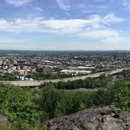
[0,115,8,127]
[45,107,130,130]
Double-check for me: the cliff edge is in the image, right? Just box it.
[45,107,130,130]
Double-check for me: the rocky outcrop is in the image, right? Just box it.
[0,115,8,128]
[45,107,130,130]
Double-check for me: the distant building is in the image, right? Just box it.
[17,70,27,75]
[113,55,117,60]
[77,66,95,70]
[41,66,53,74]
[31,68,36,73]
[13,60,17,65]
[61,69,91,75]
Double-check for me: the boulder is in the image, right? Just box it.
[45,107,130,130]
[0,115,8,128]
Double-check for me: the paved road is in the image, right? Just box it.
[4,68,126,87]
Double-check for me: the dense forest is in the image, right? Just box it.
[0,70,130,129]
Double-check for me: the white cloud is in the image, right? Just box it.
[80,29,130,44]
[0,12,128,49]
[0,19,9,29]
[0,38,27,50]
[56,0,70,11]
[64,12,70,16]
[88,15,103,29]
[41,19,91,33]
[0,18,91,33]
[0,39,26,43]
[81,30,118,38]
[5,0,32,6]
[122,0,130,9]
[42,19,89,29]
[103,13,126,25]
[0,14,126,42]
[102,36,129,44]
[32,7,43,11]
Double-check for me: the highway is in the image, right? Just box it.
[4,68,126,87]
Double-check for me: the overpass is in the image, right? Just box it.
[4,68,126,87]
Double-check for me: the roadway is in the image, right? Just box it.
[4,68,126,87]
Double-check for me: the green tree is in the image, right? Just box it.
[110,86,130,112]
[0,82,39,129]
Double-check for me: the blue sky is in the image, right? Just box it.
[0,0,130,50]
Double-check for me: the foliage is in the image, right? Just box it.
[0,73,17,81]
[28,71,73,80]
[34,85,116,122]
[0,82,39,129]
[40,76,110,90]
[0,74,130,129]
[110,79,130,112]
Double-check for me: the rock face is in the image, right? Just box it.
[0,115,8,127]
[45,107,130,130]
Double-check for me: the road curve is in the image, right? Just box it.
[4,68,126,87]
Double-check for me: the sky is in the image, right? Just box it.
[0,0,130,50]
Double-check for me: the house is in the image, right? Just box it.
[17,70,27,75]
[42,66,52,74]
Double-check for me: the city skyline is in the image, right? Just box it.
[0,0,130,50]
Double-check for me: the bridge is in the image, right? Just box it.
[4,68,126,87]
